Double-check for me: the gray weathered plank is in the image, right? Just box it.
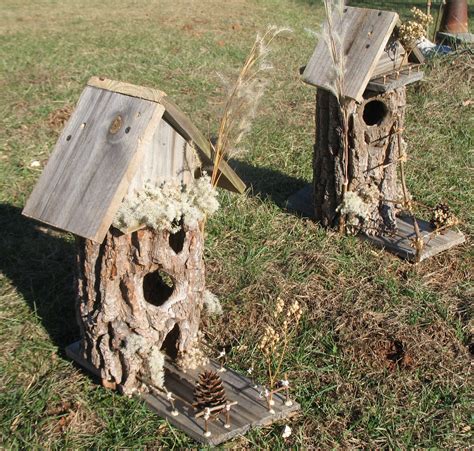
[364,215,466,262]
[88,76,166,104]
[66,341,300,446]
[436,31,474,46]
[116,119,200,234]
[286,184,466,262]
[302,7,398,102]
[367,70,424,93]
[23,87,164,242]
[126,118,198,195]
[160,96,246,194]
[371,40,406,77]
[88,76,245,194]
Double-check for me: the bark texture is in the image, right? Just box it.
[75,225,205,395]
[313,87,408,234]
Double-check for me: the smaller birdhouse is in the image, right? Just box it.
[289,6,465,261]
[23,77,298,444]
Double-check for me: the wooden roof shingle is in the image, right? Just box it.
[302,7,399,102]
[22,77,245,243]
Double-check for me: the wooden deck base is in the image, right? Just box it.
[66,341,299,445]
[286,184,465,262]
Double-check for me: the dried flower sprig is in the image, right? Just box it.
[398,7,433,50]
[394,117,424,262]
[258,297,302,411]
[210,25,291,188]
[430,203,459,231]
[321,0,346,104]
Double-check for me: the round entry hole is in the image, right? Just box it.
[143,269,174,307]
[363,100,388,126]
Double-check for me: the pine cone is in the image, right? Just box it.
[430,203,458,230]
[193,370,227,413]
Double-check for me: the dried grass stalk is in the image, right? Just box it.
[320,0,351,232]
[211,25,291,188]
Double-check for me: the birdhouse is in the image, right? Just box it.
[23,77,246,395]
[23,77,299,444]
[288,6,465,261]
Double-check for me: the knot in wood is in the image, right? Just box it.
[109,115,123,134]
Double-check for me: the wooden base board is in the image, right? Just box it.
[66,341,299,445]
[286,184,466,262]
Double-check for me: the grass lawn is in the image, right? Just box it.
[1,0,472,448]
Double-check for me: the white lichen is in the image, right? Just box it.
[202,290,223,316]
[338,186,381,234]
[338,191,371,220]
[113,174,219,232]
[147,347,165,388]
[122,333,147,358]
[176,331,209,371]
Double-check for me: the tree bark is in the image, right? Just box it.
[75,224,205,395]
[313,87,408,234]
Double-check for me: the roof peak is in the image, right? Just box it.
[302,6,399,102]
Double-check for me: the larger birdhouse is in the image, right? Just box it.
[23,78,299,444]
[289,6,465,261]
[23,77,245,395]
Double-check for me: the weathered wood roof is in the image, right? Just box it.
[302,7,399,102]
[23,77,245,243]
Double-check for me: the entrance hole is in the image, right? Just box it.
[363,100,388,126]
[143,269,174,307]
[169,222,185,254]
[161,324,180,359]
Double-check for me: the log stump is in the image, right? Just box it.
[75,224,205,395]
[314,87,408,234]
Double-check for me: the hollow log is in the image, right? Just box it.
[75,225,205,395]
[313,87,408,234]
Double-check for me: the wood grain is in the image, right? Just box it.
[302,7,398,101]
[363,215,466,262]
[307,87,406,231]
[372,40,406,77]
[115,119,200,234]
[89,77,245,194]
[75,224,206,395]
[66,342,300,445]
[88,76,166,103]
[23,87,164,243]
[24,77,245,241]
[126,118,198,194]
[160,96,246,194]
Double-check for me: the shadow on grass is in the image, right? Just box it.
[0,161,308,355]
[0,203,78,353]
[229,159,309,209]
